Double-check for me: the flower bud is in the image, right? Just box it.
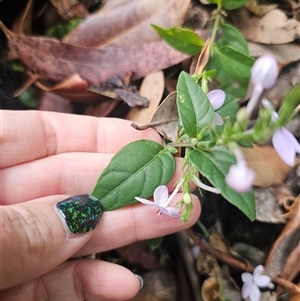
[251,54,279,90]
[225,162,255,193]
[183,193,192,204]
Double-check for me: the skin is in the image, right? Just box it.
[0,110,201,301]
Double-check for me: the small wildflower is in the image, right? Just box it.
[207,89,225,125]
[251,54,279,90]
[262,99,300,166]
[192,175,220,194]
[135,185,181,218]
[247,54,279,115]
[225,147,255,193]
[241,265,273,301]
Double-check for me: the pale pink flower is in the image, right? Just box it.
[207,89,225,125]
[225,147,255,193]
[135,185,181,218]
[262,99,300,166]
[247,54,279,115]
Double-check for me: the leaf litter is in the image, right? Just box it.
[1,0,300,300]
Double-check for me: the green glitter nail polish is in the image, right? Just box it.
[56,194,103,234]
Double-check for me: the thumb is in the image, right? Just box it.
[0,194,103,289]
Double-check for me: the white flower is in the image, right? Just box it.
[262,99,300,166]
[251,54,279,90]
[241,265,273,301]
[207,89,225,125]
[135,185,181,218]
[226,161,255,193]
[192,175,220,194]
[225,147,255,193]
[246,54,279,115]
[272,127,300,166]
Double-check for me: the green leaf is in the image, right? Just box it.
[176,71,216,138]
[207,58,249,100]
[222,0,249,10]
[217,93,238,123]
[189,146,255,220]
[277,84,300,127]
[214,46,254,78]
[151,25,204,55]
[216,23,248,55]
[92,140,176,211]
[147,237,163,251]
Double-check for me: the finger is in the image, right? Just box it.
[1,153,186,204]
[1,110,162,168]
[1,259,141,301]
[1,194,104,289]
[77,193,201,256]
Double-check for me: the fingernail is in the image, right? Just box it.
[135,274,144,290]
[56,194,103,234]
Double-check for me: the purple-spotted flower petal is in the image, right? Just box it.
[241,265,272,301]
[135,185,181,218]
[225,161,255,193]
[207,89,225,125]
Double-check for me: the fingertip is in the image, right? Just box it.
[80,260,141,300]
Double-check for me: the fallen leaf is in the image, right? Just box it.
[150,92,179,141]
[64,0,191,48]
[230,7,300,44]
[84,97,119,117]
[49,0,88,18]
[279,242,300,283]
[254,187,288,224]
[242,145,293,187]
[265,195,300,278]
[248,41,300,67]
[245,0,278,17]
[130,269,177,301]
[126,71,164,123]
[201,276,220,301]
[0,21,190,86]
[39,91,73,113]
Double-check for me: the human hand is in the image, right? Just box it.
[0,110,200,300]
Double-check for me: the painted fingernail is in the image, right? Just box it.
[135,274,144,290]
[56,194,103,234]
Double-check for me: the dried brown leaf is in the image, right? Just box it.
[201,276,220,301]
[49,0,88,18]
[126,71,164,123]
[84,97,119,117]
[64,0,191,48]
[265,195,300,278]
[151,92,178,141]
[248,42,300,67]
[39,91,73,113]
[35,74,102,103]
[254,187,287,223]
[245,0,278,17]
[0,21,190,86]
[279,242,300,283]
[231,7,300,44]
[242,145,293,187]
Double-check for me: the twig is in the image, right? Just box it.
[131,118,178,130]
[186,228,300,293]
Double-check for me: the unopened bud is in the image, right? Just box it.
[251,54,279,90]
[183,193,192,204]
[225,162,255,193]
